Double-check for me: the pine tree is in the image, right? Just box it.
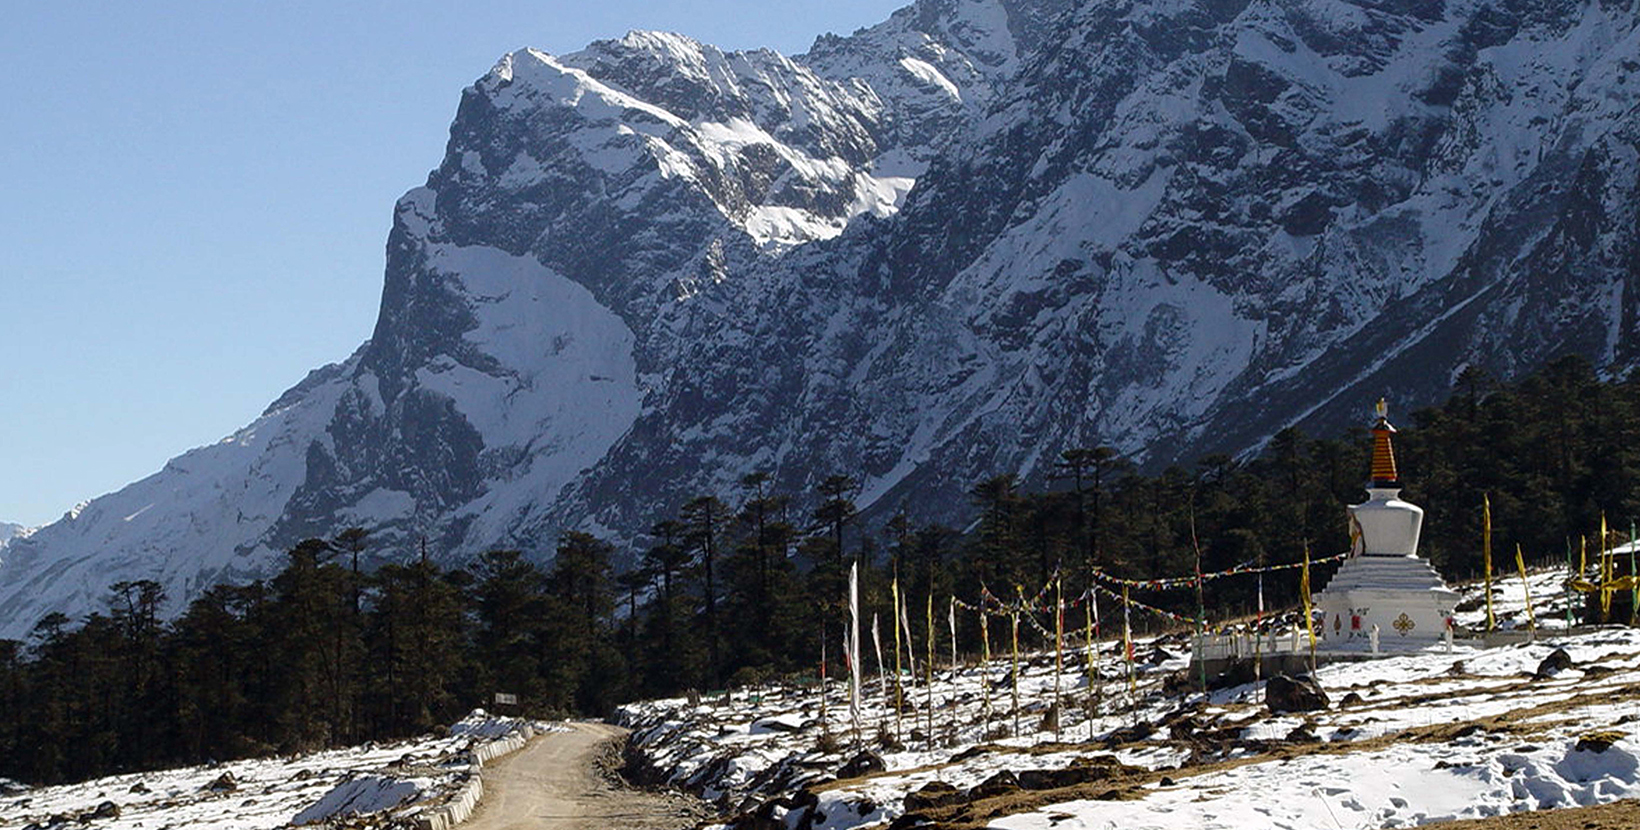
[681,495,730,686]
[471,549,546,712]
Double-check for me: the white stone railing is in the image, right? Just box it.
[412,722,539,830]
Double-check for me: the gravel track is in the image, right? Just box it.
[462,721,708,830]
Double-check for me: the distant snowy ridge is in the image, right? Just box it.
[4,0,1640,637]
[0,523,27,550]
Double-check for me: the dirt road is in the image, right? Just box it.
[461,721,709,830]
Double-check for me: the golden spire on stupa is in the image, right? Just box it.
[1370,398,1399,488]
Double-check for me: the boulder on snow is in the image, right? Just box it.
[1575,731,1624,753]
[751,714,807,734]
[204,771,238,792]
[1284,721,1320,743]
[1018,756,1141,790]
[1265,674,1329,713]
[1535,647,1574,679]
[969,770,1021,799]
[836,750,885,779]
[1103,721,1154,746]
[903,781,963,811]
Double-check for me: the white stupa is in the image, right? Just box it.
[1314,400,1458,650]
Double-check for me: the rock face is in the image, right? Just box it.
[4,0,1640,636]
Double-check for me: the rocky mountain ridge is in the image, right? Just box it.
[2,0,1637,637]
[0,523,26,552]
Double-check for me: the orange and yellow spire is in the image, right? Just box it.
[1370,398,1399,488]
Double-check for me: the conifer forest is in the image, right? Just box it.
[2,354,1636,786]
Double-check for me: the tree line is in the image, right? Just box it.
[1,353,1635,785]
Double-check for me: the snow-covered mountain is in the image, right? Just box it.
[4,0,1639,637]
[0,522,27,552]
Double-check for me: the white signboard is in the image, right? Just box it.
[493,692,519,706]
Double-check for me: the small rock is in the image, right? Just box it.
[204,772,238,792]
[128,782,150,794]
[1535,648,1574,679]
[1039,702,1061,732]
[1340,692,1364,707]
[90,801,120,819]
[1285,722,1319,743]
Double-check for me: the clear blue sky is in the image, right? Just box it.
[0,0,905,528]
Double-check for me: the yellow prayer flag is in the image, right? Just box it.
[1300,545,1314,647]
[1483,495,1494,631]
[1602,515,1614,617]
[1516,544,1535,631]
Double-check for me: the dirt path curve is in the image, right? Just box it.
[461,721,708,830]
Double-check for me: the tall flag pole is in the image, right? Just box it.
[1601,515,1614,620]
[819,626,829,739]
[848,562,862,748]
[1053,575,1064,741]
[899,592,916,679]
[1301,543,1316,673]
[1483,494,1495,632]
[1566,538,1576,628]
[947,598,958,742]
[1086,587,1099,740]
[1011,586,1023,738]
[1516,544,1536,635]
[925,592,935,749]
[979,606,992,735]
[1193,521,1207,692]
[891,576,904,740]
[1631,521,1638,626]
[1121,584,1135,696]
[871,612,886,734]
[1254,569,1266,683]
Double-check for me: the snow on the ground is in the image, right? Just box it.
[620,566,1640,830]
[0,711,559,829]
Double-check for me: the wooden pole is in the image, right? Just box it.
[1053,575,1064,741]
[1011,587,1022,738]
